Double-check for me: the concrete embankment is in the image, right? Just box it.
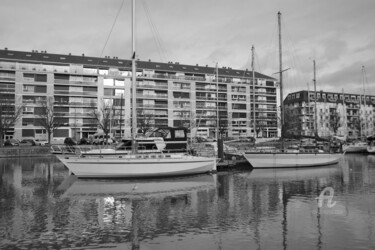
[0,147,51,158]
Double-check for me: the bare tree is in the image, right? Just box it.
[282,109,302,138]
[329,109,340,135]
[352,118,361,138]
[0,94,23,147]
[35,97,63,144]
[88,99,114,143]
[137,109,154,135]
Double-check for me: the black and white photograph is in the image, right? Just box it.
[1,0,374,249]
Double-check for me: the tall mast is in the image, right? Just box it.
[313,60,318,138]
[361,65,367,137]
[342,88,346,137]
[251,45,256,138]
[216,62,219,139]
[131,0,137,153]
[278,11,284,147]
[120,93,123,138]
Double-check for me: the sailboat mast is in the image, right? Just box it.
[361,65,367,137]
[251,45,256,138]
[278,12,284,146]
[313,60,318,138]
[131,0,137,153]
[342,88,346,137]
[216,62,219,139]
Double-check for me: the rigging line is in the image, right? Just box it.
[362,65,369,93]
[263,13,278,77]
[96,0,126,68]
[141,0,169,62]
[241,50,252,79]
[254,50,263,76]
[280,14,309,88]
[141,0,164,61]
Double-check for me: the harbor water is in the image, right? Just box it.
[0,154,374,249]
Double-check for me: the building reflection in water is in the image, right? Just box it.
[0,155,374,249]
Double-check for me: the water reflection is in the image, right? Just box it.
[0,155,374,249]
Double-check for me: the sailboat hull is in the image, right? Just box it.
[243,152,341,168]
[56,154,216,178]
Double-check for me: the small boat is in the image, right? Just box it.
[342,141,368,153]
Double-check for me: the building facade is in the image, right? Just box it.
[284,90,375,138]
[0,49,279,142]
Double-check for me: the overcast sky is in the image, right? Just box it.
[1,0,375,95]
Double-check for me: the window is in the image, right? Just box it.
[104,89,114,96]
[23,107,33,114]
[23,85,34,92]
[115,80,124,86]
[54,74,69,80]
[35,74,47,82]
[115,89,125,96]
[104,78,114,86]
[22,129,35,137]
[35,85,47,93]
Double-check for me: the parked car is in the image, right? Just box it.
[4,139,20,147]
[35,139,49,146]
[240,136,256,143]
[93,134,113,145]
[64,137,77,146]
[19,139,37,146]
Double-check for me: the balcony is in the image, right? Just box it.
[196,96,217,101]
[0,74,15,81]
[137,104,168,109]
[0,88,15,93]
[196,86,217,91]
[196,105,217,109]
[136,93,168,99]
[173,105,191,109]
[137,83,168,89]
[140,73,205,82]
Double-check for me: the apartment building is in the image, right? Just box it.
[0,49,279,141]
[284,90,375,138]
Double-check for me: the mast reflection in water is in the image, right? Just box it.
[0,155,374,249]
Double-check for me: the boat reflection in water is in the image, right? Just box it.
[241,164,341,181]
[62,174,216,199]
[59,174,216,249]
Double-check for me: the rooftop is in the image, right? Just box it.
[0,48,275,80]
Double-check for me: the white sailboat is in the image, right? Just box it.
[55,0,216,178]
[243,12,342,169]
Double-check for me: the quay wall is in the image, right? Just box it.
[0,147,51,158]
